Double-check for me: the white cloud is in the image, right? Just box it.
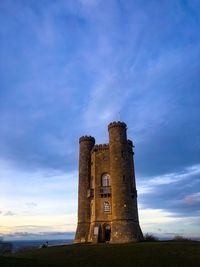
[26,202,37,208]
[0,213,77,235]
[139,207,200,238]
[138,164,200,193]
[0,159,78,235]
[3,211,16,216]
[83,74,117,126]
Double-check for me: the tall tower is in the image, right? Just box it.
[74,122,143,243]
[74,136,95,243]
[109,122,143,242]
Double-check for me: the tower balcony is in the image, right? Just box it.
[100,186,111,194]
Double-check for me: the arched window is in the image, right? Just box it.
[101,173,110,187]
[104,201,110,212]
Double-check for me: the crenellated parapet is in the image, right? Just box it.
[108,121,127,130]
[79,135,95,143]
[92,143,109,152]
[127,140,134,154]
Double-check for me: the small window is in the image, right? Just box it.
[101,173,110,187]
[123,175,126,182]
[104,201,110,212]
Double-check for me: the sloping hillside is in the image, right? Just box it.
[1,242,200,267]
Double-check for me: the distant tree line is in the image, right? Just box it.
[0,237,13,254]
[143,233,194,242]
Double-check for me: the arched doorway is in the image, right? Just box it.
[104,224,111,242]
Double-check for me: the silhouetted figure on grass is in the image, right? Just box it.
[41,241,49,248]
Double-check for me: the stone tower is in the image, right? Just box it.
[74,122,143,243]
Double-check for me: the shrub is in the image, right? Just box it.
[173,235,191,242]
[144,233,158,242]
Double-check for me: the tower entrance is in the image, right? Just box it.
[104,224,111,242]
[97,224,111,243]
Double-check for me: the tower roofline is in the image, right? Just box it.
[79,135,95,143]
[108,121,127,130]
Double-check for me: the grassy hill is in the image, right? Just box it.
[1,241,200,267]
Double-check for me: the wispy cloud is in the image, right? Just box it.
[26,202,37,208]
[2,231,75,241]
[140,208,200,239]
[139,164,200,189]
[138,164,200,219]
[3,211,16,216]
[0,0,200,238]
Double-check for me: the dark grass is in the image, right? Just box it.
[1,241,200,267]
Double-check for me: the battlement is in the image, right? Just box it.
[127,139,133,147]
[92,143,109,152]
[127,140,134,154]
[79,135,95,143]
[108,121,127,130]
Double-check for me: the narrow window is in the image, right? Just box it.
[101,173,110,187]
[123,175,126,182]
[104,201,110,212]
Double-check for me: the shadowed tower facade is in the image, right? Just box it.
[74,121,143,243]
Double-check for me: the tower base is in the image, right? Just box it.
[74,222,90,243]
[75,220,144,244]
[110,220,143,243]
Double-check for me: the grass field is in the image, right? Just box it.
[1,241,200,267]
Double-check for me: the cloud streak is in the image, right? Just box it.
[3,211,16,216]
[0,0,200,238]
[138,164,200,219]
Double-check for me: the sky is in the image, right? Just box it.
[0,0,200,241]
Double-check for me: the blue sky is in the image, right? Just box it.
[0,0,200,240]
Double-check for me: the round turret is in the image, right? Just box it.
[108,121,127,145]
[79,135,95,144]
[108,121,127,130]
[74,135,95,243]
[108,121,129,220]
[108,121,143,242]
